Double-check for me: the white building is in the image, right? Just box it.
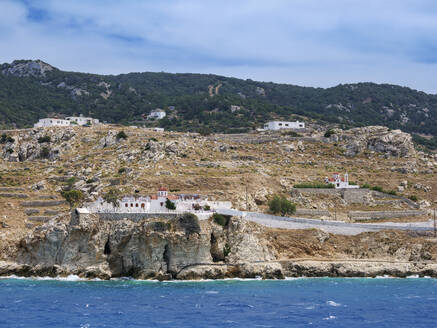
[147,109,166,120]
[34,118,71,128]
[85,187,232,214]
[263,121,305,130]
[66,114,99,126]
[325,173,359,189]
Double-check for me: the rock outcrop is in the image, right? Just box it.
[1,127,75,162]
[2,60,55,77]
[6,214,277,280]
[329,126,416,157]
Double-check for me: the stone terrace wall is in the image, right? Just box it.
[349,210,426,221]
[295,209,331,217]
[292,188,342,195]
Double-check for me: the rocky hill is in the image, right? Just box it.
[1,60,437,145]
[0,124,436,279]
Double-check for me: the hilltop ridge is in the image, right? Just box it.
[0,60,437,146]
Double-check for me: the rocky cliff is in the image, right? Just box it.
[1,213,437,280]
[1,214,280,280]
[328,126,416,157]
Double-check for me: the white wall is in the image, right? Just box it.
[34,118,71,128]
[263,121,305,130]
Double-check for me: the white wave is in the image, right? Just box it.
[407,275,420,279]
[327,300,341,307]
[323,315,336,320]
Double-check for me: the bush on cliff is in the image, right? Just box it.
[38,135,51,143]
[61,189,84,208]
[103,188,121,207]
[178,213,200,235]
[212,213,227,227]
[116,130,128,140]
[268,195,296,216]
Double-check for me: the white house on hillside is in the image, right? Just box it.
[66,114,99,126]
[34,118,70,128]
[325,173,359,189]
[85,187,232,214]
[263,121,305,130]
[147,109,166,120]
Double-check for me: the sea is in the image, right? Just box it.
[1,276,437,327]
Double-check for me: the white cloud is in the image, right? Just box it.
[1,0,437,92]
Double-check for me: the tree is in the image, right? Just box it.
[61,189,84,208]
[116,130,128,140]
[103,188,121,207]
[268,195,296,216]
[165,198,176,210]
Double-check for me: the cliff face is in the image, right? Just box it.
[6,214,279,280]
[1,214,437,279]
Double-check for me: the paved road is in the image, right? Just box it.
[217,209,435,235]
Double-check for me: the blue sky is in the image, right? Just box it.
[1,0,437,93]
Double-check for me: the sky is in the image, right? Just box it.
[1,0,437,93]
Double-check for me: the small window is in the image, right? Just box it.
[131,203,133,207]
[285,124,289,127]
[279,123,282,126]
[160,202,164,206]
[125,204,128,208]
[135,203,139,207]
[141,203,145,208]
[337,183,340,187]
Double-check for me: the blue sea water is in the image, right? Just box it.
[1,277,437,327]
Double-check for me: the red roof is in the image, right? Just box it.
[158,187,168,191]
[167,195,178,200]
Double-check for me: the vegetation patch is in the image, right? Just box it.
[116,131,128,140]
[268,195,296,216]
[0,134,14,144]
[38,136,51,143]
[212,213,228,227]
[294,182,334,189]
[103,188,121,207]
[61,189,84,208]
[178,213,200,235]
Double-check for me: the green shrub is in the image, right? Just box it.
[268,195,296,216]
[178,213,200,235]
[40,146,50,158]
[116,131,128,140]
[223,243,231,257]
[66,177,76,187]
[61,189,84,207]
[38,136,51,143]
[165,198,176,210]
[212,213,227,226]
[324,129,335,138]
[387,190,397,196]
[409,195,418,202]
[103,188,121,207]
[370,186,384,192]
[151,221,171,232]
[203,204,211,211]
[118,167,126,174]
[0,134,14,144]
[6,148,13,154]
[294,182,334,189]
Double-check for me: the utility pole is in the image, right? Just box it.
[245,180,248,212]
[434,208,436,238]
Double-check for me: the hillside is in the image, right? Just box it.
[1,60,437,142]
